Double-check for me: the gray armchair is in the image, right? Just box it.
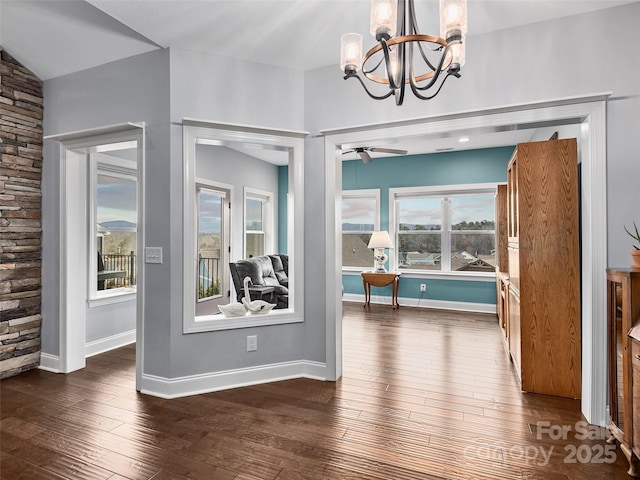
[229,254,289,309]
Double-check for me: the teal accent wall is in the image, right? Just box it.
[342,146,514,305]
[278,165,288,253]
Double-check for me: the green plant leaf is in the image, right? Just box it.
[625,221,640,248]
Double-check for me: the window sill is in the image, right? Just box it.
[88,288,137,308]
[185,309,303,333]
[342,266,372,273]
[342,269,496,282]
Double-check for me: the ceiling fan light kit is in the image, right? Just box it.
[340,0,467,106]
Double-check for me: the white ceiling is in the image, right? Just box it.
[0,0,628,160]
[1,0,634,81]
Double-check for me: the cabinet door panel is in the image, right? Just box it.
[508,288,521,380]
[508,246,519,293]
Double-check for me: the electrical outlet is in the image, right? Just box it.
[247,335,257,352]
[420,283,427,292]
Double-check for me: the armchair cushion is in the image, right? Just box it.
[230,254,289,309]
[269,254,289,287]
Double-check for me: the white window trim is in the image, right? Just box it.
[182,120,306,333]
[341,189,380,273]
[390,182,499,277]
[196,183,229,303]
[88,156,138,304]
[244,186,274,258]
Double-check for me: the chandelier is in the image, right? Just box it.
[340,0,467,106]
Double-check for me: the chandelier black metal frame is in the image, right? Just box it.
[340,0,467,106]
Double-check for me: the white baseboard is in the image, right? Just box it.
[140,359,328,399]
[39,352,62,373]
[343,293,497,314]
[85,329,136,358]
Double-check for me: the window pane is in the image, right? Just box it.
[451,233,496,271]
[342,233,374,268]
[342,197,375,232]
[198,190,222,300]
[246,198,263,231]
[97,174,137,290]
[397,197,442,231]
[397,233,441,270]
[246,232,265,258]
[451,195,495,230]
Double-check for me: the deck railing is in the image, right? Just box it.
[100,251,136,289]
[198,256,220,299]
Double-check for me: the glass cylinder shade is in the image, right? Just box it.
[451,39,465,68]
[387,47,402,87]
[370,0,397,40]
[341,33,363,72]
[444,38,465,69]
[440,0,467,41]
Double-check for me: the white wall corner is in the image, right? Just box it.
[38,352,62,373]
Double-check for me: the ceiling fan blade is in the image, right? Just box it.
[341,149,356,155]
[359,150,373,163]
[368,147,408,155]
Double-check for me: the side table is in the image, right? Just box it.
[361,271,401,309]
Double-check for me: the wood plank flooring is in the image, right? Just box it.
[1,302,631,479]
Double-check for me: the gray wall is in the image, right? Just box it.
[304,2,640,269]
[42,49,171,357]
[86,301,135,344]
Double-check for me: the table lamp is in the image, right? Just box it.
[368,230,394,272]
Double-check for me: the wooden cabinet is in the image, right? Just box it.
[504,139,581,398]
[607,268,640,476]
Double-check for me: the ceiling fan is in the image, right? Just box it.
[342,146,408,164]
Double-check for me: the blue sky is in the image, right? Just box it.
[97,174,136,224]
[343,194,495,229]
[199,191,222,234]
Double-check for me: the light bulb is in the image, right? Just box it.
[445,4,462,24]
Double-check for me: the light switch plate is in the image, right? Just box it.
[145,247,162,264]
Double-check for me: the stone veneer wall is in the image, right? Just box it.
[0,48,43,379]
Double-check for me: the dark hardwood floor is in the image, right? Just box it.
[1,302,631,479]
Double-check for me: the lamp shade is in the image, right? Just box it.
[370,0,397,40]
[368,230,394,249]
[440,0,468,41]
[340,33,363,72]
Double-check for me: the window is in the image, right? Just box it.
[244,188,273,258]
[197,187,226,301]
[393,185,497,274]
[341,190,379,269]
[90,143,138,300]
[397,197,442,270]
[449,195,496,272]
[182,122,305,333]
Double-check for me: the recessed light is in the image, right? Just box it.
[459,137,470,143]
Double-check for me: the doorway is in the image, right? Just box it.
[323,96,608,426]
[48,124,145,390]
[195,183,231,316]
